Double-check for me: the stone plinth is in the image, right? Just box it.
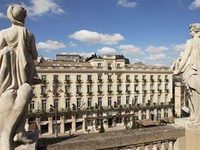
[185,128,200,150]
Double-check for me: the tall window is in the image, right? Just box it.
[87,75,92,80]
[65,85,70,94]
[97,63,102,68]
[98,97,102,106]
[108,85,112,92]
[53,75,59,82]
[41,85,46,95]
[87,98,92,108]
[65,75,70,81]
[41,75,46,83]
[126,84,130,92]
[87,85,92,93]
[126,96,130,105]
[108,63,112,70]
[117,96,121,105]
[76,85,81,93]
[98,85,102,92]
[54,99,59,109]
[29,101,35,111]
[126,75,130,80]
[41,99,47,110]
[108,97,112,106]
[108,75,112,80]
[65,98,70,109]
[77,98,81,108]
[76,75,81,80]
[98,74,102,80]
[117,63,120,68]
[117,84,121,91]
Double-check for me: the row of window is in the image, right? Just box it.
[29,93,169,111]
[40,83,170,96]
[41,74,170,83]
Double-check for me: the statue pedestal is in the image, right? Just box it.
[185,128,200,150]
[15,131,38,150]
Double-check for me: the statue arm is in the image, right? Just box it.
[30,33,38,60]
[174,40,192,74]
[0,31,7,49]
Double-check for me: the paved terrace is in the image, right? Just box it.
[39,125,184,150]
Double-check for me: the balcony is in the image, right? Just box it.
[150,89,155,93]
[53,79,59,84]
[134,79,139,83]
[107,90,113,94]
[165,78,169,82]
[40,93,47,97]
[87,79,93,84]
[76,79,82,84]
[126,90,131,94]
[165,89,169,93]
[41,79,47,84]
[134,90,139,94]
[65,79,71,84]
[158,89,162,93]
[150,78,155,83]
[117,90,122,95]
[98,90,103,95]
[142,79,147,83]
[98,79,103,83]
[126,79,131,83]
[65,92,71,97]
[53,92,59,97]
[117,79,122,83]
[87,92,93,96]
[158,79,162,83]
[108,79,112,83]
[143,90,147,94]
[76,92,82,96]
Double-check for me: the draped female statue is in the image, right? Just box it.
[173,23,200,129]
[0,4,40,149]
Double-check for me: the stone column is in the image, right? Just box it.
[160,142,165,150]
[36,117,41,135]
[168,108,173,117]
[154,109,157,121]
[60,116,65,134]
[138,110,142,120]
[161,108,164,118]
[72,114,76,132]
[82,114,86,133]
[48,116,53,135]
[146,109,150,119]
[168,141,174,150]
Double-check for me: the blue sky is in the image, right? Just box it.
[0,0,200,66]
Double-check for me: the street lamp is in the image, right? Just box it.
[50,104,58,138]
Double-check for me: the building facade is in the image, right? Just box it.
[27,54,174,136]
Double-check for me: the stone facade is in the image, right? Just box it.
[27,54,173,136]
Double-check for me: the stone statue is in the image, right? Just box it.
[173,23,200,129]
[0,4,40,149]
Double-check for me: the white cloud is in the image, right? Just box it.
[117,0,137,8]
[172,43,185,52]
[37,40,66,51]
[119,44,141,54]
[147,53,166,61]
[0,12,6,18]
[145,45,168,54]
[69,30,124,45]
[97,47,117,55]
[189,0,200,9]
[22,0,64,17]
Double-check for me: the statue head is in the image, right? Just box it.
[190,23,200,38]
[7,4,27,26]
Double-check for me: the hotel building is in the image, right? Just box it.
[28,54,174,136]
